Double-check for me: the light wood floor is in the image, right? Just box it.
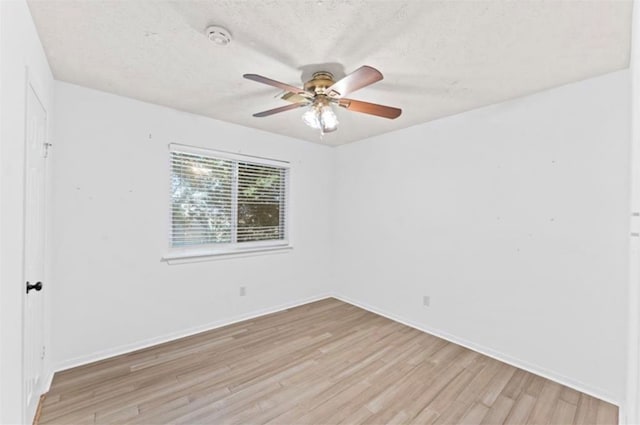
[40,298,617,425]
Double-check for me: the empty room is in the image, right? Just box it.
[2,0,640,424]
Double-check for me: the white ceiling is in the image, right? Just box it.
[27,0,632,146]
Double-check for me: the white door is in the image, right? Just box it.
[23,81,48,423]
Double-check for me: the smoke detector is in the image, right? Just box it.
[205,25,232,46]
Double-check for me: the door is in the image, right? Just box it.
[23,81,47,422]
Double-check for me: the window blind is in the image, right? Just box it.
[170,146,289,251]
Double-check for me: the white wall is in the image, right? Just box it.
[334,70,631,404]
[51,82,334,369]
[0,1,54,423]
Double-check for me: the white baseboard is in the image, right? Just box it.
[330,292,622,410]
[54,292,333,373]
[42,369,54,393]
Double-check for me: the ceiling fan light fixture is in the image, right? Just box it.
[301,108,320,129]
[302,99,338,134]
[319,106,338,133]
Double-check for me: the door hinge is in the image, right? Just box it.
[43,142,52,158]
[41,345,46,360]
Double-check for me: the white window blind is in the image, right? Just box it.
[169,145,289,255]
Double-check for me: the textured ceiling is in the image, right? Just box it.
[27,0,631,146]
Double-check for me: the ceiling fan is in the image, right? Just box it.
[243,66,402,134]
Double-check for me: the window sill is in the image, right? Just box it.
[162,245,293,265]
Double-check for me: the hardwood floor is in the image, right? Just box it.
[39,298,618,425]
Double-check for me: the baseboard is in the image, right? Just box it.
[42,369,54,394]
[330,292,622,410]
[54,292,333,373]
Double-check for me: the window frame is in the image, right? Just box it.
[164,143,291,262]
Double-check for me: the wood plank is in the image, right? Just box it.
[503,393,537,424]
[32,394,46,425]
[480,363,517,406]
[595,400,619,425]
[550,399,578,425]
[502,368,529,400]
[526,380,563,424]
[432,360,501,425]
[460,402,490,424]
[480,394,515,425]
[559,386,581,406]
[574,394,600,425]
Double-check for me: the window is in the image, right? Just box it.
[167,144,289,259]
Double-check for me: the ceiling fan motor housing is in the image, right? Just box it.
[304,71,335,95]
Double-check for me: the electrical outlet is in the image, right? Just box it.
[240,286,246,296]
[423,295,430,307]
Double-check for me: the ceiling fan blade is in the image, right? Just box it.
[338,99,402,119]
[326,66,383,97]
[244,74,311,97]
[252,102,309,118]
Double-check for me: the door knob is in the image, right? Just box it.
[26,281,42,294]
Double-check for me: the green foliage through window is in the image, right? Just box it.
[170,149,287,248]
